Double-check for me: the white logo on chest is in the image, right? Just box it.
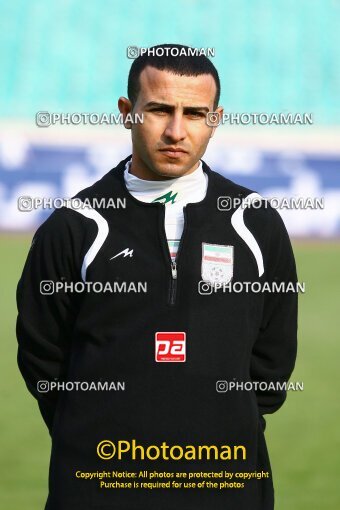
[110,248,134,260]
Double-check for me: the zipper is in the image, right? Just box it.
[169,261,177,305]
[167,206,188,306]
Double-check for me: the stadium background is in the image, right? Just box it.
[0,1,339,508]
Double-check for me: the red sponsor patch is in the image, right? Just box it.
[155,332,186,362]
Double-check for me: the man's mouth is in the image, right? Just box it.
[159,147,187,159]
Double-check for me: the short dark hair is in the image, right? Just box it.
[127,43,221,110]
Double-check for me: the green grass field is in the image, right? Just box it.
[0,235,339,509]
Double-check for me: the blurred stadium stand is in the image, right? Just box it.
[0,0,339,235]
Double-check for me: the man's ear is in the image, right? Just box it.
[118,96,133,129]
[210,106,224,138]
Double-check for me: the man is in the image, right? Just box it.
[17,44,297,509]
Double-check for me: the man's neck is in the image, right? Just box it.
[130,153,200,181]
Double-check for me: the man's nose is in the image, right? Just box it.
[163,113,187,142]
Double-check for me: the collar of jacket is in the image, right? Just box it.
[106,154,217,209]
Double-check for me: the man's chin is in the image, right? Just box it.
[151,155,199,178]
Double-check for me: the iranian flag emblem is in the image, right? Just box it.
[201,243,234,285]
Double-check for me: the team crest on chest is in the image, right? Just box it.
[201,243,234,285]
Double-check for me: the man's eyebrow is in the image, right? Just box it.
[184,106,210,113]
[144,102,173,109]
[144,101,210,112]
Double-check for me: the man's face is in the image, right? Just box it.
[119,66,222,178]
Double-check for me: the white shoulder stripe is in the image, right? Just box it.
[65,201,109,281]
[231,192,264,277]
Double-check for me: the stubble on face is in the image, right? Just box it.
[129,66,220,180]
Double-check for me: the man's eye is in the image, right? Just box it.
[150,108,169,114]
[186,111,205,118]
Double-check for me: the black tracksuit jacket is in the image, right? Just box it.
[16,156,298,510]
